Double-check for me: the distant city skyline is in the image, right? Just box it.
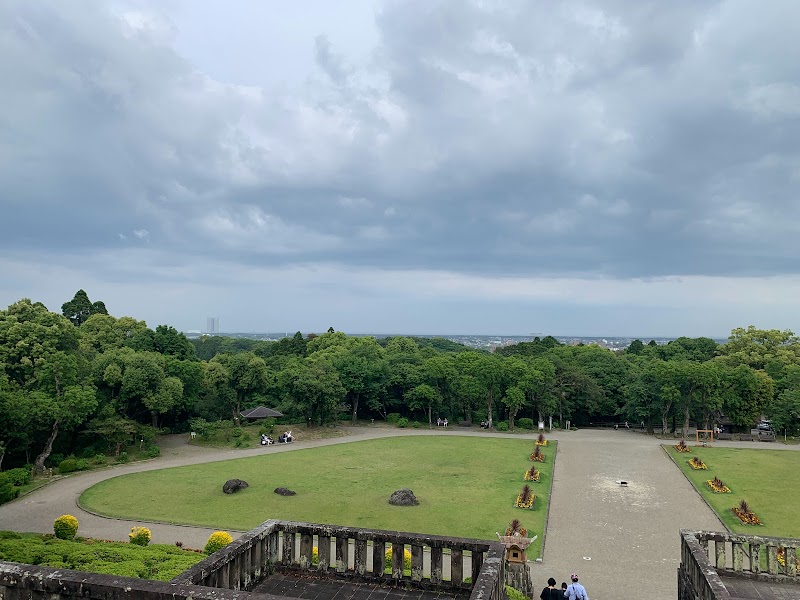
[2,2,799,335]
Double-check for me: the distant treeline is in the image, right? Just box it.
[1,290,798,473]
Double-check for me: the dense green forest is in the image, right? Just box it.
[1,291,799,475]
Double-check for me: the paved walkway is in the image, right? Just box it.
[0,426,797,598]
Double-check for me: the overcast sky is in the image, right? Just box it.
[2,1,799,337]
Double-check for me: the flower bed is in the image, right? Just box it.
[732,500,762,526]
[514,485,535,509]
[523,466,540,482]
[505,519,527,537]
[705,477,730,493]
[688,457,707,470]
[529,447,545,462]
[535,434,547,447]
[674,440,691,453]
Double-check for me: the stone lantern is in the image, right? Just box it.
[496,532,537,597]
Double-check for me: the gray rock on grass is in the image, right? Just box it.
[223,479,249,494]
[389,488,419,506]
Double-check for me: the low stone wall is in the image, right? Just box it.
[0,561,267,600]
[679,529,800,599]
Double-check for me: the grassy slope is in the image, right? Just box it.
[81,436,554,557]
[665,445,800,538]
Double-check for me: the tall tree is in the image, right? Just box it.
[61,290,108,326]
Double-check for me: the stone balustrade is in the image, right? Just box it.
[174,520,506,600]
[679,530,800,600]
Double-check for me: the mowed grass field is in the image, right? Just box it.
[666,445,800,537]
[80,436,555,557]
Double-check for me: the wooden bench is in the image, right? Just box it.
[738,434,754,441]
[716,433,733,441]
[759,431,776,442]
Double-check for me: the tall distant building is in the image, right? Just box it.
[206,316,219,334]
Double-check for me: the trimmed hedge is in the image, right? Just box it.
[0,532,203,581]
[517,418,534,430]
[495,421,509,432]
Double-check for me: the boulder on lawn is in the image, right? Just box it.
[223,479,249,494]
[389,488,419,506]
[274,487,296,496]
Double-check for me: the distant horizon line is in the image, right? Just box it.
[185,331,729,341]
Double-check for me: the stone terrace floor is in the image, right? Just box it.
[252,574,471,600]
[720,575,800,600]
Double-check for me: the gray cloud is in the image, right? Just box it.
[1,0,799,333]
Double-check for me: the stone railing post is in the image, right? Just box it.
[430,544,443,584]
[372,539,386,577]
[335,533,349,573]
[318,534,331,571]
[450,548,463,586]
[354,534,368,577]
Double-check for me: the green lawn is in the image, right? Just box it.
[665,445,800,537]
[80,436,554,557]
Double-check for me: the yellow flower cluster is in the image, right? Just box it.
[529,451,545,462]
[705,479,730,493]
[732,506,762,526]
[385,547,412,571]
[777,547,800,569]
[535,439,548,447]
[204,531,234,555]
[53,514,79,540]
[523,468,540,482]
[515,493,535,509]
[674,441,691,453]
[128,526,152,546]
[688,457,707,470]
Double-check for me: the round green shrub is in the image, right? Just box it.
[386,413,401,424]
[517,418,534,430]
[204,531,233,555]
[76,459,90,471]
[91,454,107,465]
[116,452,129,464]
[54,515,79,540]
[129,526,152,546]
[412,421,420,429]
[58,458,79,474]
[145,446,161,458]
[231,428,243,438]
[495,421,509,432]
[396,418,409,428]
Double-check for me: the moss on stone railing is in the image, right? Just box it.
[173,520,506,600]
[679,529,800,600]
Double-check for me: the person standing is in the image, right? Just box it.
[539,577,561,600]
[565,573,588,600]
[560,582,568,598]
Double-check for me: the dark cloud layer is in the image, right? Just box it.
[1,1,800,333]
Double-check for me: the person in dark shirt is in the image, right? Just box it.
[561,582,568,598]
[539,577,561,599]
